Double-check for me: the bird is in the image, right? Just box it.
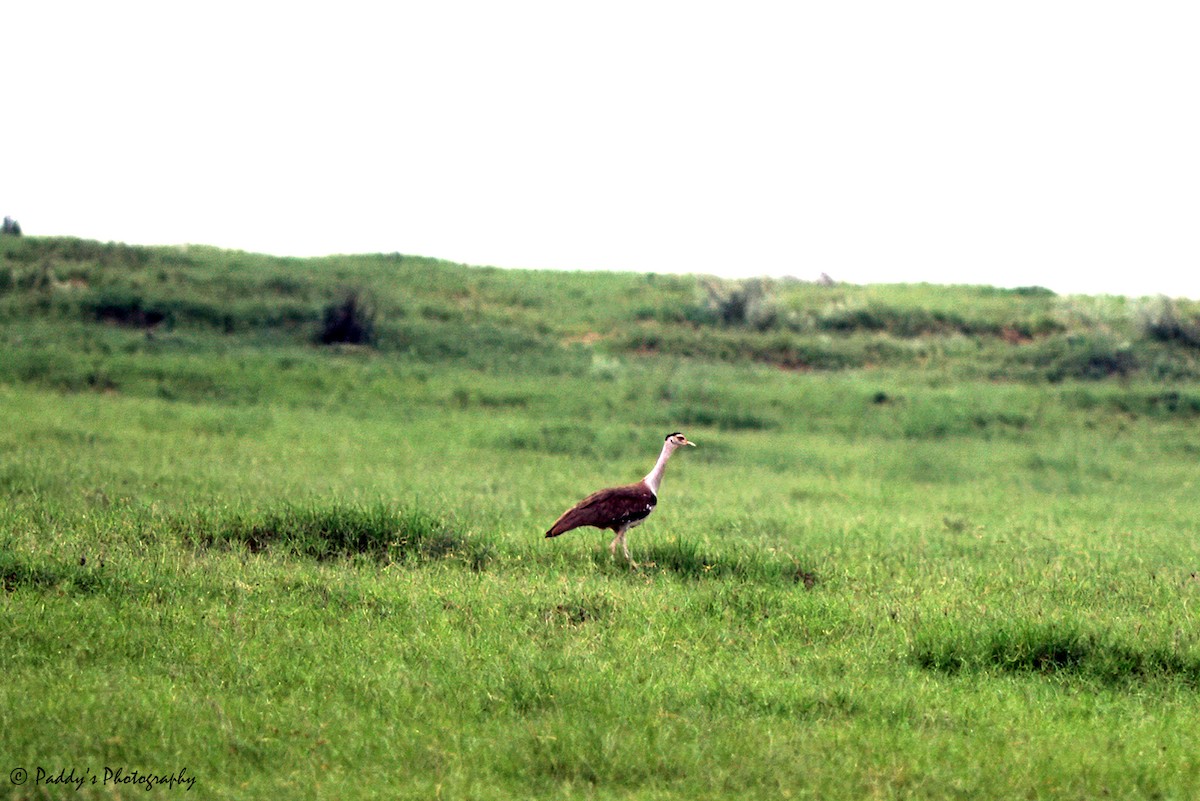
[545,432,696,567]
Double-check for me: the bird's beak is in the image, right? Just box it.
[685,438,697,447]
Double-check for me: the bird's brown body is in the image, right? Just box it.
[545,482,657,538]
[544,432,695,566]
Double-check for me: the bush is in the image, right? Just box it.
[1008,285,1055,297]
[318,291,376,345]
[1137,296,1200,349]
[700,278,778,330]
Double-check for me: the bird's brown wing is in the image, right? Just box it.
[545,482,657,537]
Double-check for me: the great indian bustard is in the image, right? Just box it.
[545,432,696,567]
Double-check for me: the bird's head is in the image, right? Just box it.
[665,432,697,450]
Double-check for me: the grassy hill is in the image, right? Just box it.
[2,236,1200,799]
[6,234,1200,386]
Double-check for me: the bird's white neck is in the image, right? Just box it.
[642,440,676,496]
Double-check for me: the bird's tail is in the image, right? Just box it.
[545,516,574,538]
[546,504,591,538]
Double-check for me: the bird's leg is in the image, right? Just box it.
[607,528,638,568]
[618,530,638,569]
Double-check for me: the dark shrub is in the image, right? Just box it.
[1138,296,1200,349]
[86,289,171,328]
[702,278,777,329]
[1010,336,1138,381]
[318,291,376,345]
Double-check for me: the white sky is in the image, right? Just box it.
[4,2,1199,297]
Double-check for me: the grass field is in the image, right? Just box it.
[2,236,1200,799]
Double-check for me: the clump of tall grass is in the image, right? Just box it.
[1063,387,1200,419]
[817,303,979,337]
[1003,335,1139,381]
[700,278,779,330]
[592,537,818,585]
[655,403,779,431]
[811,300,1063,340]
[1136,296,1200,349]
[913,619,1200,686]
[620,326,893,370]
[186,501,494,568]
[640,277,1065,343]
[0,549,112,595]
[85,288,171,329]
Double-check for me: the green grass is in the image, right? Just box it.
[3,236,1200,798]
